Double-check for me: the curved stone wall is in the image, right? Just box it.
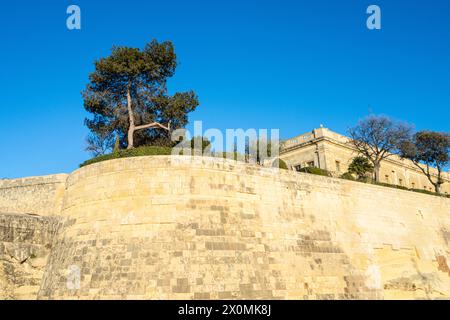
[37,156,450,299]
[0,174,68,216]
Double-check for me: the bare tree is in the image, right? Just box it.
[400,131,450,194]
[348,115,412,182]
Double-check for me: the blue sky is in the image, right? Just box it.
[0,0,449,178]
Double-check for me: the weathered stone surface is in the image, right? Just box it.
[0,156,449,300]
[0,213,60,299]
[0,174,67,216]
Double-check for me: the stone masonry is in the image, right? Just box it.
[0,156,449,299]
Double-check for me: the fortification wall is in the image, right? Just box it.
[0,175,68,216]
[0,213,60,299]
[35,156,450,300]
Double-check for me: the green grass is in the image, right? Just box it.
[80,146,173,167]
[79,147,245,168]
[297,167,449,198]
[346,175,449,198]
[298,166,332,177]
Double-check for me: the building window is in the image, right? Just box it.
[335,161,341,172]
[385,175,389,183]
[399,179,403,186]
[411,182,415,189]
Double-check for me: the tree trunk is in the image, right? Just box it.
[126,85,135,150]
[373,162,381,182]
[435,183,441,194]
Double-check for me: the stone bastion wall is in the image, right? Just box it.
[0,156,449,299]
[0,174,67,217]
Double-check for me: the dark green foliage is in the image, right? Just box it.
[337,174,449,198]
[83,39,199,152]
[340,172,355,181]
[371,181,409,191]
[272,158,288,170]
[190,136,212,154]
[348,156,374,180]
[278,159,288,170]
[298,166,332,177]
[400,131,450,193]
[80,146,172,167]
[410,188,450,198]
[244,138,280,165]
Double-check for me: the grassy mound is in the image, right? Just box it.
[298,166,332,177]
[80,146,173,167]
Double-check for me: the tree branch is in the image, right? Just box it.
[135,121,171,132]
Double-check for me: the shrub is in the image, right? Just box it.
[340,172,355,181]
[371,181,409,191]
[80,146,173,167]
[278,159,288,170]
[348,156,374,180]
[298,166,332,177]
[272,158,288,170]
[410,188,450,198]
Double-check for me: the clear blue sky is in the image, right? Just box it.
[0,0,449,178]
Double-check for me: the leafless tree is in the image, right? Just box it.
[348,115,412,182]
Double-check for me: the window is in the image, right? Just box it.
[399,179,403,186]
[411,182,415,189]
[385,175,389,183]
[335,161,341,172]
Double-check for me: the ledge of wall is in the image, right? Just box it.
[0,213,60,299]
[0,174,68,216]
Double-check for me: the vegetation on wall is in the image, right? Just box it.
[348,115,412,182]
[83,39,199,154]
[400,131,450,194]
[298,166,332,177]
[80,146,173,167]
[345,156,374,181]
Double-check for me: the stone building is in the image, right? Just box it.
[280,126,450,194]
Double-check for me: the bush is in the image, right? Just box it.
[271,158,288,170]
[298,166,332,177]
[371,181,409,191]
[278,159,288,170]
[80,146,173,167]
[348,156,374,180]
[410,188,450,198]
[339,176,450,198]
[340,172,355,181]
